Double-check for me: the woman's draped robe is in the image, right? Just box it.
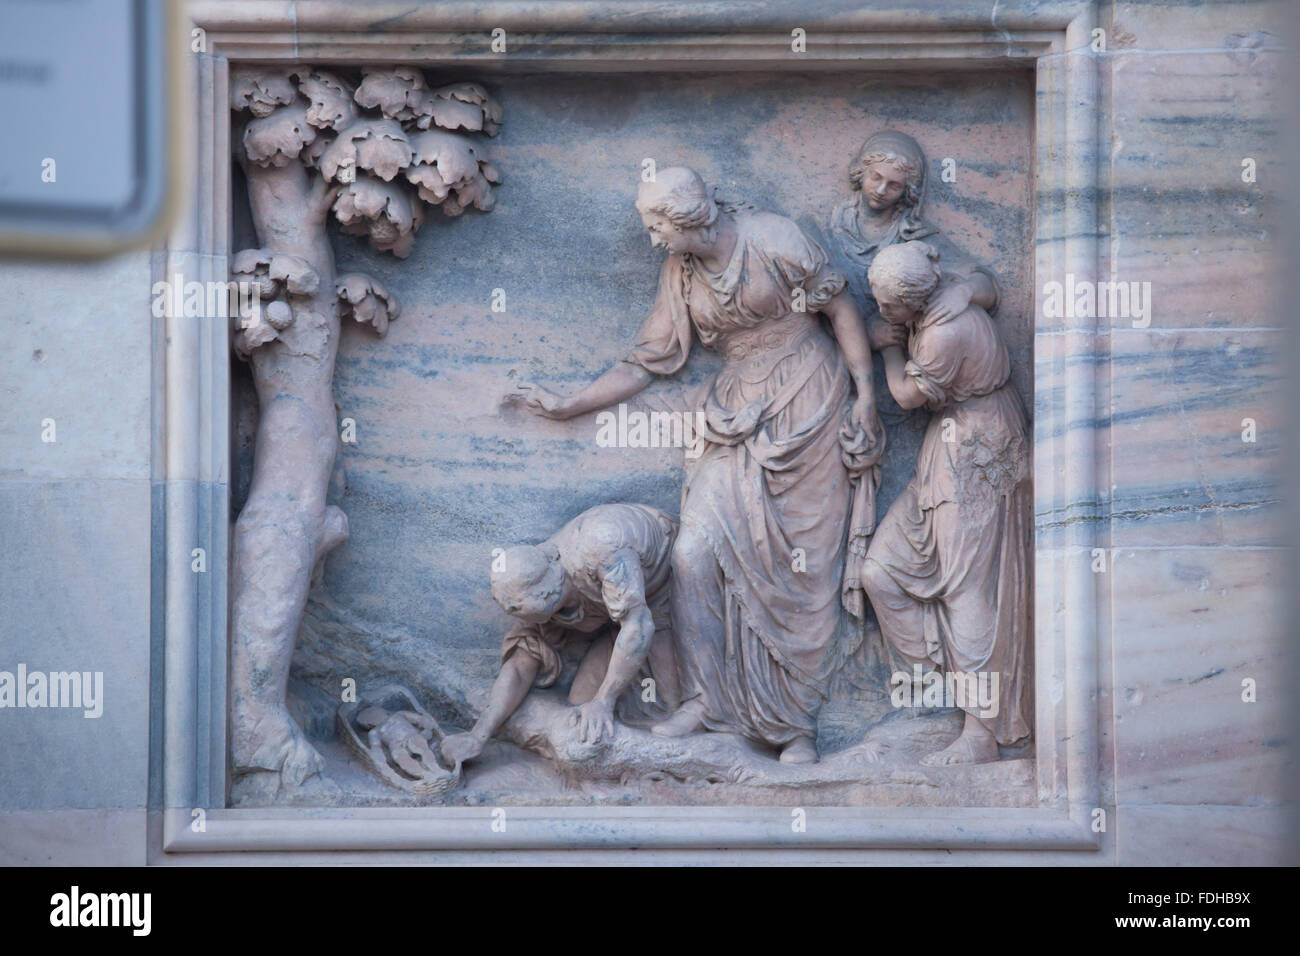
[863,300,1033,745]
[621,210,884,747]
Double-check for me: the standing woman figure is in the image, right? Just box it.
[862,240,1032,765]
[515,167,885,763]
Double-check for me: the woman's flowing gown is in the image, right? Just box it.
[863,298,1033,745]
[622,209,880,747]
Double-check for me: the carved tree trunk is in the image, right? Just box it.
[229,162,347,788]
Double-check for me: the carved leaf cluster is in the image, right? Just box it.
[407,130,501,214]
[334,178,425,258]
[336,273,401,336]
[230,248,322,355]
[231,65,502,259]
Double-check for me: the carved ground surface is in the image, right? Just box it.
[232,588,1035,808]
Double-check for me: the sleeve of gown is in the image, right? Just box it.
[620,256,694,376]
[772,225,849,310]
[598,547,649,625]
[904,318,971,409]
[500,621,565,689]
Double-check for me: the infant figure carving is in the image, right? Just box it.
[358,706,442,777]
[336,686,462,795]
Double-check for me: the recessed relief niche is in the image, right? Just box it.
[226,67,1036,809]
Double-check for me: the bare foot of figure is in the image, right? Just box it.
[921,712,999,766]
[779,736,818,764]
[651,699,705,737]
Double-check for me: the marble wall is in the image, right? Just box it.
[0,251,155,864]
[1098,0,1291,865]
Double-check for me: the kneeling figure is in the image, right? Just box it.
[441,503,681,766]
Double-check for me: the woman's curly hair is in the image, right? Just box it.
[847,131,926,220]
[636,167,721,229]
[867,240,942,309]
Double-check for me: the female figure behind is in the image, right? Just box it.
[862,240,1032,765]
[829,129,999,326]
[515,167,884,763]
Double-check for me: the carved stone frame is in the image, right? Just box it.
[155,0,1106,858]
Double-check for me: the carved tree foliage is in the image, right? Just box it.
[232,65,502,338]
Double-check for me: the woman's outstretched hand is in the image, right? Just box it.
[510,379,573,420]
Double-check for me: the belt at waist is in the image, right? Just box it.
[717,313,820,362]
